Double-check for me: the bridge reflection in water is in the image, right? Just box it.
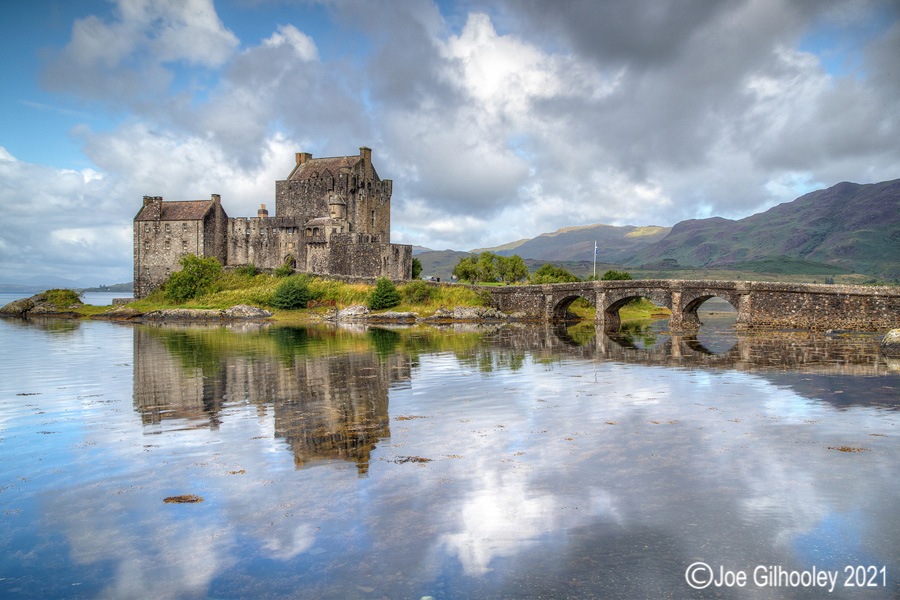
[131,319,899,475]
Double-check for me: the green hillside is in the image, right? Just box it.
[478,223,671,263]
[627,179,900,281]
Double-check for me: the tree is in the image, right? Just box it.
[529,263,580,284]
[166,254,222,302]
[452,256,479,282]
[498,255,528,283]
[600,270,633,281]
[412,257,423,279]
[270,275,311,309]
[368,277,402,310]
[477,252,499,283]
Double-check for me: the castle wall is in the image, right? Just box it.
[319,234,412,279]
[226,217,306,270]
[134,217,209,298]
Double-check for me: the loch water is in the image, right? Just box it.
[0,313,899,599]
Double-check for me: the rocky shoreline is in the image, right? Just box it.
[0,295,536,325]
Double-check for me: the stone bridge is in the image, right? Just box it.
[487,279,900,332]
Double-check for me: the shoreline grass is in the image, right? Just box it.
[51,276,670,323]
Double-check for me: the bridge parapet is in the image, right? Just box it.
[487,279,900,332]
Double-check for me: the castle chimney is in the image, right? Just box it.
[360,147,372,179]
[211,193,221,204]
[142,195,162,220]
[296,152,312,165]
[258,203,268,218]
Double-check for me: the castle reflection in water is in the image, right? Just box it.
[133,324,411,475]
[132,321,899,474]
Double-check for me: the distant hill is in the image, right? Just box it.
[475,224,671,263]
[627,179,900,281]
[412,246,434,255]
[80,282,133,293]
[415,250,474,280]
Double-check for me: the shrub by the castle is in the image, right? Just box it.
[273,262,294,278]
[412,257,422,279]
[235,264,259,277]
[271,275,311,310]
[166,255,223,303]
[401,280,432,305]
[368,277,401,310]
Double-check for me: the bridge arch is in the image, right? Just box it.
[674,289,746,330]
[596,287,671,333]
[550,293,595,320]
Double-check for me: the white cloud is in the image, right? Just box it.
[263,24,319,61]
[12,0,900,281]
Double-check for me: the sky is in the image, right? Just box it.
[1,0,899,286]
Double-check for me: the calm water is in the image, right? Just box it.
[1,314,898,599]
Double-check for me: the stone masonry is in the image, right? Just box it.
[488,280,900,332]
[134,147,412,298]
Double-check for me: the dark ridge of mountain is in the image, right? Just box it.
[626,179,900,281]
[475,224,671,263]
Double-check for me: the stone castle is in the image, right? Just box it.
[133,147,412,298]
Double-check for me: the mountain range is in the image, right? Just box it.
[424,178,898,282]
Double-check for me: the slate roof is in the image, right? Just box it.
[289,155,379,181]
[135,200,215,221]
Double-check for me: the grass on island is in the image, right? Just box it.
[83,273,495,323]
[59,271,668,323]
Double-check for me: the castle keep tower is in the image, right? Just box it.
[275,147,392,240]
[133,147,412,298]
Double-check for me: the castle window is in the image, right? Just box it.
[182,240,187,251]
[144,241,149,250]
[165,224,170,233]
[183,223,188,232]
[165,240,170,249]
[144,224,150,232]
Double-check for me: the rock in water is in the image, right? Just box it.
[881,329,900,357]
[0,298,34,316]
[224,304,273,319]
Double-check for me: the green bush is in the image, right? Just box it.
[600,270,633,281]
[270,275,311,309]
[368,277,401,310]
[402,280,433,304]
[412,257,422,279]
[43,288,82,308]
[235,264,259,277]
[274,262,294,278]
[166,255,223,303]
[529,263,580,284]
